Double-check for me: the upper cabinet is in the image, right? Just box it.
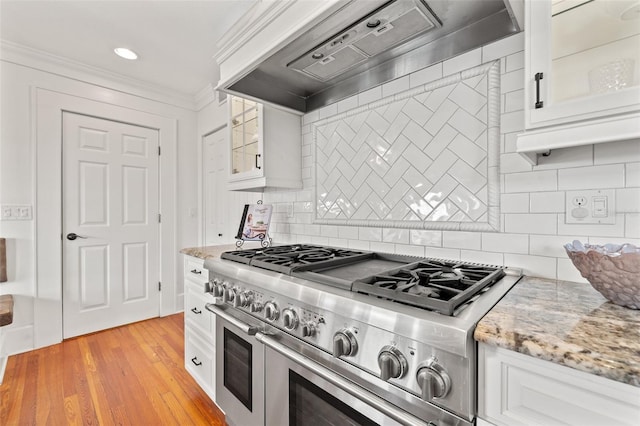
[227,96,302,192]
[518,0,640,164]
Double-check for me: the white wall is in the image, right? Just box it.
[0,51,199,355]
[263,32,640,282]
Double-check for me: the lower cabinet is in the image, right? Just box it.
[477,344,640,426]
[183,255,216,402]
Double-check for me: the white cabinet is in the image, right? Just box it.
[517,0,640,163]
[477,344,640,426]
[183,255,216,401]
[227,95,302,192]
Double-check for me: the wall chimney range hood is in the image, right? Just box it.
[219,0,522,113]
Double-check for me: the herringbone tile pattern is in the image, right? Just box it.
[315,66,494,225]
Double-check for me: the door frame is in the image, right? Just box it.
[34,88,177,348]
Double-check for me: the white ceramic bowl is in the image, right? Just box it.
[565,240,640,309]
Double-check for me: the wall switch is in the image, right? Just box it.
[0,204,32,221]
[286,202,294,218]
[565,190,615,224]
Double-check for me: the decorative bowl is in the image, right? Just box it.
[564,240,640,309]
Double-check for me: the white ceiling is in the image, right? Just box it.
[0,0,257,96]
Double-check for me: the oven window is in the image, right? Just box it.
[223,328,252,411]
[289,371,378,426]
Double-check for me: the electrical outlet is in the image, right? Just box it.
[565,190,615,224]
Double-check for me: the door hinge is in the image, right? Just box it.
[158,282,162,291]
[158,146,161,156]
[158,213,161,223]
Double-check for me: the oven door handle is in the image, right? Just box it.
[256,332,432,426]
[205,303,258,336]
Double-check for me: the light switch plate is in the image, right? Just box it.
[0,204,33,221]
[565,190,615,224]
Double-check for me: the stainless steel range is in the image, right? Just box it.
[204,244,521,426]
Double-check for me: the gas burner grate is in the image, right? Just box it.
[220,244,327,265]
[222,245,371,274]
[352,260,506,315]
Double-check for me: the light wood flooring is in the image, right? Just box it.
[0,313,225,425]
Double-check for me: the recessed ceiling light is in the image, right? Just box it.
[114,47,138,60]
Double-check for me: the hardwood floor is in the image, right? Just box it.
[0,313,225,425]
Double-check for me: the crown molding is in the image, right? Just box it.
[1,40,197,110]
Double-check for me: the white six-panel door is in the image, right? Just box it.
[62,112,160,338]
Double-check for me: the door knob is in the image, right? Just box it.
[66,233,88,241]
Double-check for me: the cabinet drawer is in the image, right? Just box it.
[185,283,215,336]
[185,329,216,400]
[184,256,207,283]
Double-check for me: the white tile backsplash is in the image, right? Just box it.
[482,232,529,254]
[626,213,640,238]
[383,76,410,98]
[443,231,481,250]
[358,86,383,106]
[558,164,625,190]
[616,188,640,213]
[505,170,557,193]
[500,193,529,213]
[266,33,639,282]
[505,213,557,235]
[529,191,565,213]
[626,162,640,187]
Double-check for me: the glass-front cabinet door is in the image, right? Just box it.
[230,96,263,180]
[525,0,640,129]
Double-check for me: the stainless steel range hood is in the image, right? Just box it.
[221,0,522,113]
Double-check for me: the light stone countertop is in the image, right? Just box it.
[180,244,241,260]
[474,276,640,387]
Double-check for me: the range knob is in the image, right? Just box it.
[301,322,316,337]
[416,358,451,400]
[264,301,279,321]
[282,308,299,330]
[250,302,263,313]
[377,346,408,381]
[224,288,236,304]
[333,329,358,358]
[234,291,252,308]
[212,282,225,298]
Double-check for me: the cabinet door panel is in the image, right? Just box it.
[526,0,640,129]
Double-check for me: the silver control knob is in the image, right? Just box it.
[333,329,358,357]
[234,291,251,308]
[301,322,316,337]
[377,346,408,381]
[208,278,218,293]
[264,301,279,321]
[282,308,299,330]
[250,302,263,313]
[224,288,236,304]
[213,282,225,298]
[416,358,451,400]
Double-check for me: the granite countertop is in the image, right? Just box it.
[180,244,237,260]
[180,243,265,260]
[475,276,640,387]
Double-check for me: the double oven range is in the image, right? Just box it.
[204,244,521,426]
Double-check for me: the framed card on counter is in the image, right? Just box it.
[235,203,273,242]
